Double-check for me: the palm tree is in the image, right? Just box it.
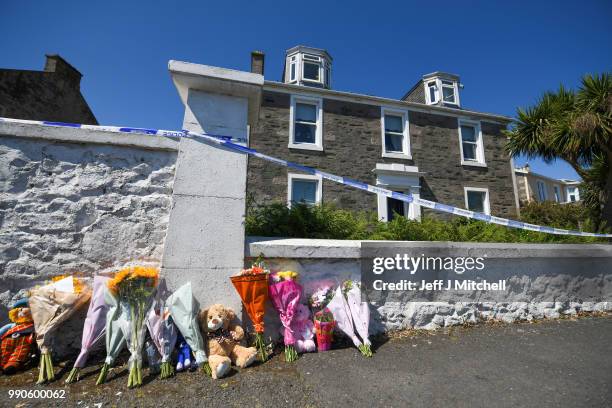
[506,73,612,227]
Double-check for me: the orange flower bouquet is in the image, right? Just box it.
[230,261,269,362]
[29,275,91,384]
[107,266,159,388]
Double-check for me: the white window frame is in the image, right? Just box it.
[458,119,486,167]
[287,173,322,207]
[289,55,297,83]
[424,78,461,107]
[536,180,547,201]
[553,185,561,203]
[566,186,579,202]
[441,80,458,105]
[425,81,439,104]
[464,187,491,215]
[289,95,323,151]
[301,54,324,85]
[380,107,411,159]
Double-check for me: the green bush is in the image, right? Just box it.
[245,202,607,243]
[519,200,604,232]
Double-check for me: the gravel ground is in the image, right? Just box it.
[0,316,611,408]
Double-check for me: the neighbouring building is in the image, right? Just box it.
[0,54,97,125]
[514,164,581,205]
[247,46,519,221]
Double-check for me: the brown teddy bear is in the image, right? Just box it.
[198,304,257,379]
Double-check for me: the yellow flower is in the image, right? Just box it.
[108,266,159,294]
[277,271,299,280]
[131,266,159,287]
[108,268,131,294]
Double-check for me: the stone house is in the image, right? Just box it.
[246,46,519,221]
[0,54,97,125]
[514,164,581,205]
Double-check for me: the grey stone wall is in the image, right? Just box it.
[0,135,176,309]
[0,54,97,125]
[248,90,517,218]
[246,237,612,333]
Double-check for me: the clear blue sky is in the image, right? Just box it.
[2,1,611,179]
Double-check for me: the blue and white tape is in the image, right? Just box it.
[1,117,610,238]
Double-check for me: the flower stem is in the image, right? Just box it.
[37,356,45,384]
[96,363,110,385]
[201,361,212,377]
[159,361,174,379]
[255,332,268,362]
[65,367,80,384]
[358,344,373,357]
[284,345,298,362]
[37,353,55,384]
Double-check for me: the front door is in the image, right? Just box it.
[387,192,406,221]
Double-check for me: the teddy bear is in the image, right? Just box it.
[0,298,35,374]
[292,304,316,353]
[198,304,257,379]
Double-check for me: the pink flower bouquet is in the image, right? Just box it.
[268,271,302,362]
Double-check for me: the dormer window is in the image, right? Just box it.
[423,73,460,107]
[426,81,439,104]
[289,56,297,82]
[441,80,456,104]
[284,46,332,89]
[302,54,321,82]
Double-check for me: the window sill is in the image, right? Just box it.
[382,152,412,160]
[288,143,323,151]
[461,160,487,168]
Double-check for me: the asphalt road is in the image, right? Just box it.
[0,316,610,408]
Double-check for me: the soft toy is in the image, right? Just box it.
[0,298,35,374]
[175,332,193,372]
[198,304,257,379]
[292,304,316,353]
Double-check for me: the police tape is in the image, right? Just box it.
[2,117,611,238]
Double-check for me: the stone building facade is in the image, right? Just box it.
[515,164,581,205]
[0,54,97,124]
[247,46,518,220]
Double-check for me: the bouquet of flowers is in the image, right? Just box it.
[96,284,127,385]
[268,271,302,362]
[107,266,159,388]
[167,282,211,376]
[313,308,335,351]
[29,275,91,383]
[308,286,334,313]
[146,279,178,379]
[66,275,110,383]
[230,261,269,362]
[343,281,372,356]
[327,281,372,357]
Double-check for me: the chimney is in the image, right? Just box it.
[250,51,265,76]
[44,54,82,86]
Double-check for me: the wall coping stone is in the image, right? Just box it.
[0,121,180,151]
[246,236,612,259]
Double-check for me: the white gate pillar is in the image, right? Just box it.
[162,61,263,312]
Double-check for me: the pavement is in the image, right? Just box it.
[0,315,610,408]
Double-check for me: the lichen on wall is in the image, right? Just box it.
[0,136,177,307]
